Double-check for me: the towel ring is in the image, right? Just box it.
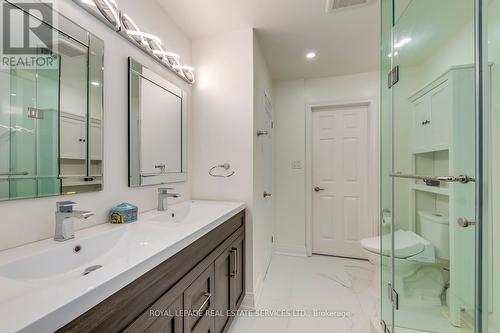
[209,163,235,178]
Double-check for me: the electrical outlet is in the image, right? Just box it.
[291,160,302,169]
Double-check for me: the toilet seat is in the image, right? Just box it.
[360,230,426,259]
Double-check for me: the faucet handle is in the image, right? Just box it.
[158,187,174,194]
[56,201,76,213]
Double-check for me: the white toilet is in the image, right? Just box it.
[360,211,449,304]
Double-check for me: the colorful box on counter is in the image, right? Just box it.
[110,203,138,224]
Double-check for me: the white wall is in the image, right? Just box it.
[252,33,273,302]
[273,72,380,255]
[0,0,193,251]
[191,28,256,297]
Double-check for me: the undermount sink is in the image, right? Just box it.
[0,228,125,280]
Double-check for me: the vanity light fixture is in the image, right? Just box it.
[80,0,96,7]
[75,0,196,84]
[124,30,162,46]
[173,65,195,83]
[94,0,120,29]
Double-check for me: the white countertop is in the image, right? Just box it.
[0,200,245,333]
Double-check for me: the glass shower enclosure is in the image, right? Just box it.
[380,0,497,332]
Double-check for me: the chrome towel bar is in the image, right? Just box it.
[389,172,475,184]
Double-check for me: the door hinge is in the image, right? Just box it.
[388,284,399,310]
[271,236,274,243]
[388,65,399,88]
[380,320,391,333]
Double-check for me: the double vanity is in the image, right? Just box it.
[0,201,246,333]
[0,3,247,333]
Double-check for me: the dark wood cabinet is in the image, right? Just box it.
[184,265,215,333]
[58,210,245,333]
[214,247,232,333]
[124,295,183,333]
[230,234,245,311]
[213,234,245,333]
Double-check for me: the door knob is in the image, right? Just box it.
[457,218,476,228]
[263,192,272,198]
[314,187,325,192]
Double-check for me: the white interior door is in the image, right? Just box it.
[312,105,370,259]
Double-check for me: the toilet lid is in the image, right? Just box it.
[360,230,425,259]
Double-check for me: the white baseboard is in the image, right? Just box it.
[273,244,307,257]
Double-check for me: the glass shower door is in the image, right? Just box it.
[386,0,478,332]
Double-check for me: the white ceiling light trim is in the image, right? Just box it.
[306,52,316,59]
[74,0,195,84]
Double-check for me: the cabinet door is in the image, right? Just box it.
[429,81,452,150]
[124,295,183,333]
[230,234,245,310]
[214,248,231,333]
[89,121,102,161]
[184,265,215,333]
[412,96,431,152]
[60,117,86,159]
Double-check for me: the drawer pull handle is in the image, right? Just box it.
[230,248,237,278]
[196,292,211,314]
[234,248,239,277]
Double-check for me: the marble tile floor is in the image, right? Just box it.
[228,254,378,333]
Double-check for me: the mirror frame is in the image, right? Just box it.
[128,57,188,187]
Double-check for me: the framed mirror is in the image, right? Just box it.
[128,58,188,187]
[0,1,104,200]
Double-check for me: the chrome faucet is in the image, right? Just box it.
[54,201,94,241]
[158,188,180,211]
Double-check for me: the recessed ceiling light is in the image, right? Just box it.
[306,52,316,59]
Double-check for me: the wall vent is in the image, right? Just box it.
[325,0,369,12]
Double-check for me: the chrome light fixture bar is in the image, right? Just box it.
[74,0,195,84]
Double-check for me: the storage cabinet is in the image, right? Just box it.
[59,210,245,333]
[213,234,244,333]
[184,266,215,333]
[410,78,452,153]
[123,295,183,333]
[60,116,87,160]
[230,235,244,311]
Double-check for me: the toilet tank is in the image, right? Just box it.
[418,211,449,260]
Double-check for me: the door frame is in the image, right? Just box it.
[305,98,379,257]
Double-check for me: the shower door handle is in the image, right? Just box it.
[457,218,476,228]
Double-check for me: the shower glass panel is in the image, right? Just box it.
[384,0,478,332]
[380,0,394,331]
[485,1,500,331]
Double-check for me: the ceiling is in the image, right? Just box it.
[155,0,380,81]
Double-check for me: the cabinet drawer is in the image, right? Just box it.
[124,293,183,333]
[184,265,215,333]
